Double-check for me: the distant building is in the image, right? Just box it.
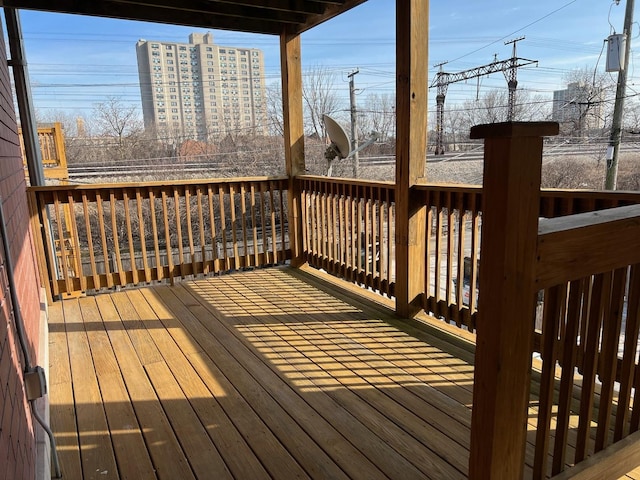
[136,33,267,142]
[552,82,604,135]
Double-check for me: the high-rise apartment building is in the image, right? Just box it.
[136,33,267,142]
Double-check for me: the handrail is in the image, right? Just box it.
[531,205,640,477]
[29,177,290,297]
[536,204,640,288]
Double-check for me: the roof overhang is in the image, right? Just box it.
[0,0,368,35]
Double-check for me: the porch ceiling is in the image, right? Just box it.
[1,0,368,35]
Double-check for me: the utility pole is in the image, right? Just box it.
[429,41,537,154]
[605,0,634,190]
[348,69,359,177]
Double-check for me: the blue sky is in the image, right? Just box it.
[2,0,632,118]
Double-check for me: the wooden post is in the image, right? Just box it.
[469,122,559,479]
[395,0,428,318]
[280,32,305,267]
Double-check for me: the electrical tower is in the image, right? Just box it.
[430,38,537,154]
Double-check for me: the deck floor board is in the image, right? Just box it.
[48,266,639,479]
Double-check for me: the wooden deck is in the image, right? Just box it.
[47,266,640,479]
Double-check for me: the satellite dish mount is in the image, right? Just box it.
[323,114,377,177]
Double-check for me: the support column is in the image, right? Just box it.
[5,8,45,187]
[280,32,305,266]
[469,122,559,479]
[394,0,428,318]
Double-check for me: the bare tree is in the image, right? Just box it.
[302,66,343,138]
[555,67,613,137]
[266,82,284,137]
[360,93,396,142]
[94,97,143,144]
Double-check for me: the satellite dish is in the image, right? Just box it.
[323,114,351,160]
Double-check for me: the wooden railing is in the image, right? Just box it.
[20,122,69,181]
[29,177,290,297]
[412,185,640,334]
[532,204,640,479]
[297,175,395,297]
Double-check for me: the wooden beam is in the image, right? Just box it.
[394,0,428,318]
[536,204,640,288]
[468,121,559,480]
[281,32,305,267]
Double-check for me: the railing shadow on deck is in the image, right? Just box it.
[51,268,478,479]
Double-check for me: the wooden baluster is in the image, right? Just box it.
[66,192,85,292]
[161,190,174,285]
[229,183,239,269]
[534,283,566,479]
[455,194,466,327]
[196,185,206,274]
[250,183,259,267]
[184,186,196,276]
[34,192,59,297]
[52,191,71,294]
[446,192,455,312]
[552,279,584,475]
[81,192,99,290]
[207,185,219,273]
[299,180,308,262]
[95,192,113,289]
[319,180,327,269]
[147,189,163,282]
[239,183,249,267]
[364,186,371,281]
[279,181,286,261]
[122,190,138,285]
[339,182,346,277]
[469,192,480,324]
[575,272,609,462]
[173,187,184,275]
[218,185,229,270]
[616,264,640,439]
[268,183,277,264]
[352,183,358,276]
[434,192,443,310]
[135,189,151,284]
[372,187,379,289]
[258,182,269,265]
[356,185,362,278]
[331,182,338,275]
[109,192,127,287]
[595,267,627,452]
[424,191,433,310]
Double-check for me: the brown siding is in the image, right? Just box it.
[0,20,43,480]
